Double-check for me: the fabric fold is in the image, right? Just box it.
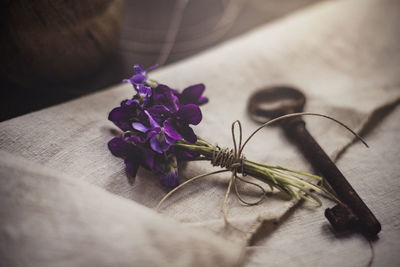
[0,150,244,267]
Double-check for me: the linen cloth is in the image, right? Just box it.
[246,104,400,267]
[0,0,399,265]
[0,150,243,267]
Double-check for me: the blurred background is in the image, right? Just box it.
[0,0,322,122]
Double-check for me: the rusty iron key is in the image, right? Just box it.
[247,86,381,236]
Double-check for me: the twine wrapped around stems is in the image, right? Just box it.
[156,112,367,227]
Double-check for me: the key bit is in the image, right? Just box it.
[247,86,381,236]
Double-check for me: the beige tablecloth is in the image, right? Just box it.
[1,0,399,266]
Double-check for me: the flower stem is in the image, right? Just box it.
[174,139,337,205]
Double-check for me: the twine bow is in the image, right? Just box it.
[156,112,367,229]
[213,120,269,225]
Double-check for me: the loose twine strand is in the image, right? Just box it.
[156,112,367,231]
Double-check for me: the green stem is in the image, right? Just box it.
[174,140,336,205]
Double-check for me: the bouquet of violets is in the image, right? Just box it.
[108,64,334,207]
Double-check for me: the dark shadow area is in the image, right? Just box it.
[1,0,322,122]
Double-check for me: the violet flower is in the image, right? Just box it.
[123,64,158,90]
[109,133,182,187]
[149,85,202,144]
[161,169,179,188]
[108,65,204,188]
[108,100,141,132]
[133,102,202,153]
[108,136,155,177]
[174,84,208,106]
[156,155,179,188]
[127,84,152,108]
[132,111,173,153]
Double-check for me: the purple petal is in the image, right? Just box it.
[176,104,202,125]
[181,84,204,101]
[131,74,147,84]
[150,134,171,153]
[124,135,143,143]
[160,169,179,188]
[125,99,139,106]
[139,145,156,170]
[144,110,160,128]
[108,137,131,158]
[146,64,158,72]
[165,133,177,145]
[108,107,124,122]
[146,127,161,138]
[121,99,140,108]
[124,157,140,177]
[179,84,208,105]
[109,101,140,131]
[133,64,144,74]
[138,84,152,96]
[197,96,208,105]
[164,118,183,140]
[179,124,197,143]
[153,84,179,113]
[132,122,149,133]
[125,127,160,143]
[147,105,172,125]
[108,107,131,131]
